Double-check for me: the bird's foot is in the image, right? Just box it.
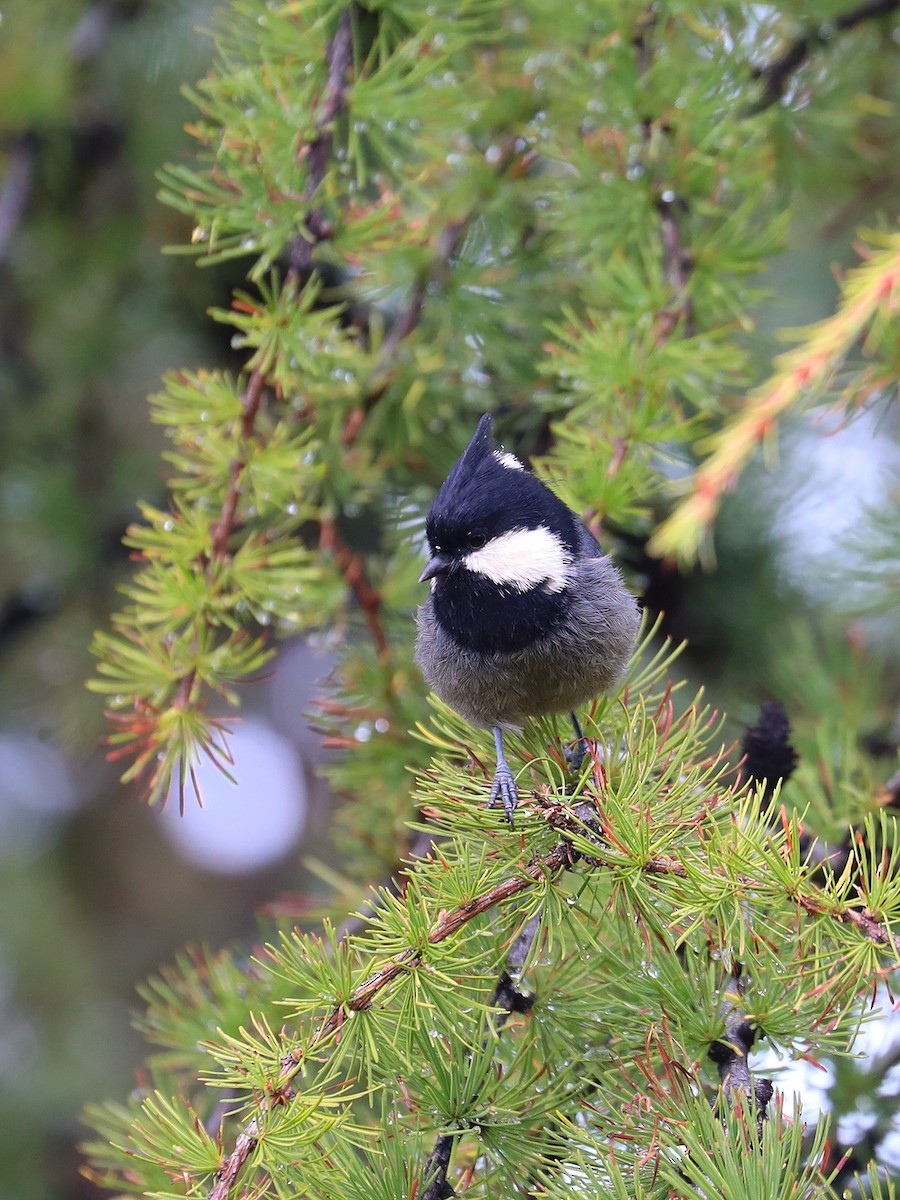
[565,737,590,775]
[488,760,519,825]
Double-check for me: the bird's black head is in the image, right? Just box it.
[422,414,582,654]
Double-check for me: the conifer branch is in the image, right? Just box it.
[107,363,270,810]
[632,8,696,344]
[208,793,897,1200]
[709,972,773,1137]
[416,913,540,1196]
[208,840,571,1200]
[650,230,900,563]
[748,0,900,114]
[80,7,900,1195]
[319,514,389,660]
[538,796,897,946]
[284,5,397,668]
[94,7,367,801]
[420,1134,457,1200]
[288,6,355,276]
[361,138,525,417]
[209,368,266,557]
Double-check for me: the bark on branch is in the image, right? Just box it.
[748,0,900,113]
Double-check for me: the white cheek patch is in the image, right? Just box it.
[493,450,525,471]
[463,526,572,593]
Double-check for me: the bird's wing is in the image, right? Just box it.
[576,520,605,559]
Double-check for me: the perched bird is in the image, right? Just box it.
[415,414,640,821]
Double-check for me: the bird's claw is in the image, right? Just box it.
[565,737,590,774]
[488,761,519,825]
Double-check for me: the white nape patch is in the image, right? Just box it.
[493,449,525,471]
[463,526,572,593]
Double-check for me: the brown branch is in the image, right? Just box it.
[207,790,898,1200]
[420,1134,457,1200]
[107,8,362,796]
[119,357,267,806]
[209,839,571,1200]
[655,194,694,341]
[631,11,695,344]
[208,368,267,559]
[708,970,773,1137]
[289,7,355,277]
[748,0,900,114]
[318,515,390,660]
[203,15,352,627]
[538,796,897,947]
[379,215,473,361]
[416,912,541,1197]
[358,140,526,420]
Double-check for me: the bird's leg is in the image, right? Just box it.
[565,711,590,774]
[488,726,518,824]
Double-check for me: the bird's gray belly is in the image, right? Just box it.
[415,559,639,729]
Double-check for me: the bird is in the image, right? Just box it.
[415,413,640,822]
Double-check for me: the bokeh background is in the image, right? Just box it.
[1,2,899,1197]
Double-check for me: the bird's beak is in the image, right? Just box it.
[419,554,452,584]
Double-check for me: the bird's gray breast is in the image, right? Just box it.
[415,554,639,729]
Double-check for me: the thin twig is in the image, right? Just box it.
[632,12,696,342]
[289,7,355,276]
[416,912,541,1196]
[708,970,773,1137]
[209,838,572,1200]
[420,1134,458,1200]
[650,232,900,561]
[379,215,473,362]
[360,140,524,420]
[113,361,269,805]
[655,194,694,341]
[108,9,357,796]
[207,793,897,1200]
[319,515,390,660]
[540,796,897,946]
[748,0,900,114]
[209,368,266,558]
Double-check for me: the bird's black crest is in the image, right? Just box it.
[426,414,579,555]
[433,413,496,510]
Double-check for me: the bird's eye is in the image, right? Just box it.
[469,532,487,549]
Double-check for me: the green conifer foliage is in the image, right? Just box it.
[84,2,900,1197]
